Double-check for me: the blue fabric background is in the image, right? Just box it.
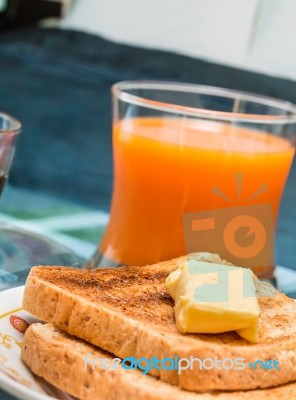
[0,27,295,269]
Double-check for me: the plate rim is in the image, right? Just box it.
[0,285,55,400]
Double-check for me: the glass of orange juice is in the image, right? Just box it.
[89,82,296,279]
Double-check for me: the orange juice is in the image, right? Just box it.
[100,117,294,267]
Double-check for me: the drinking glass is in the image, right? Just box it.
[89,82,296,279]
[0,112,20,193]
[0,112,82,289]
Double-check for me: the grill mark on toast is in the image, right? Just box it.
[38,268,169,291]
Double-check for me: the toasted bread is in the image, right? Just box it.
[22,253,296,392]
[22,323,296,400]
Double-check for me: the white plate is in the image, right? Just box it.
[0,286,74,400]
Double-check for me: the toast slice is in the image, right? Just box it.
[21,323,296,400]
[22,252,296,392]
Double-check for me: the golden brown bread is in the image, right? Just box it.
[21,323,296,400]
[22,252,296,393]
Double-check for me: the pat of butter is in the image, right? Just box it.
[166,259,260,343]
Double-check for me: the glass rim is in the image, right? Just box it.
[0,111,21,134]
[112,81,296,125]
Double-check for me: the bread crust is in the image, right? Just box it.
[22,253,296,392]
[22,323,296,400]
